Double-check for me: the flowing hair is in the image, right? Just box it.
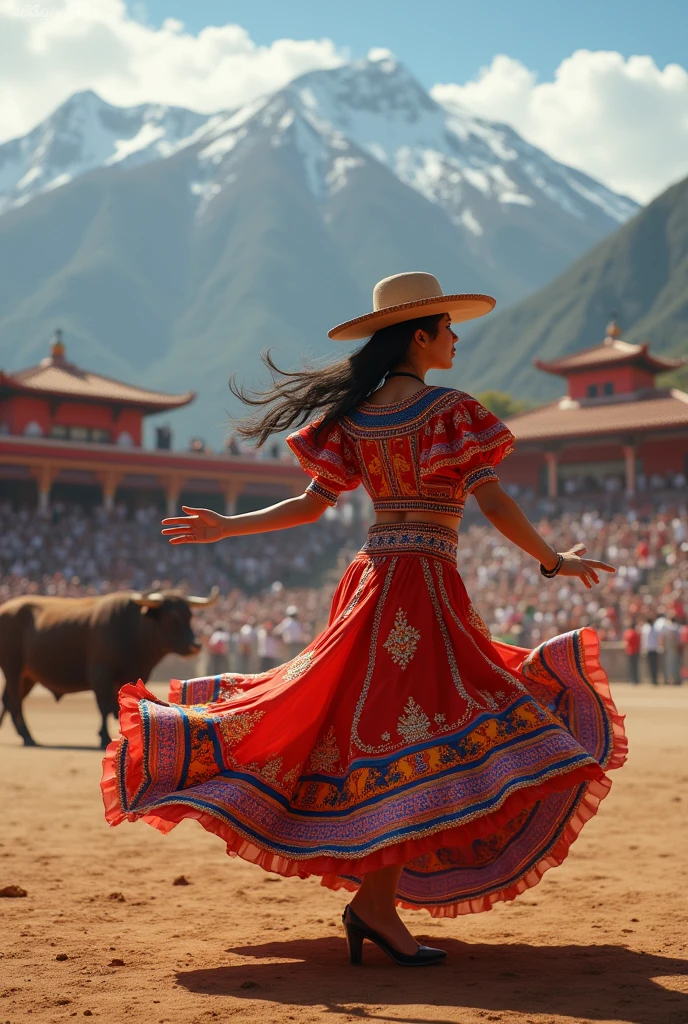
[228,314,444,446]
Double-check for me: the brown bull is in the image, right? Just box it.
[0,587,219,748]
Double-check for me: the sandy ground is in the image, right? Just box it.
[0,682,686,1024]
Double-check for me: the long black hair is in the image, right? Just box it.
[229,313,444,446]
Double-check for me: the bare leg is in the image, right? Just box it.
[349,863,418,955]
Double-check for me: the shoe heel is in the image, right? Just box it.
[344,923,364,966]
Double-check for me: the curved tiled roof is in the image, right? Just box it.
[535,338,683,376]
[2,358,194,410]
[507,390,688,442]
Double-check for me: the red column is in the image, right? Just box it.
[544,451,558,499]
[623,444,636,497]
[31,463,56,516]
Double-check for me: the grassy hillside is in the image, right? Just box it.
[455,174,688,401]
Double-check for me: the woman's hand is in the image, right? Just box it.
[161,506,230,545]
[556,543,616,588]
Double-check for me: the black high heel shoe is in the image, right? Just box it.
[342,904,447,966]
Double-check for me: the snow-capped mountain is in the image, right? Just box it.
[282,58,635,227]
[0,90,210,215]
[0,56,636,232]
[0,57,642,446]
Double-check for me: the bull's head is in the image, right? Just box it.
[131,586,220,656]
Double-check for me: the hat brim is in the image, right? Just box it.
[328,293,495,342]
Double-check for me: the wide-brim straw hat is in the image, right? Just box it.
[328,272,495,342]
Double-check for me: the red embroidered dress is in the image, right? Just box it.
[101,386,626,916]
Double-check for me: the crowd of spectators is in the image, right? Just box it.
[0,494,685,682]
[622,614,685,687]
[460,500,687,647]
[501,474,688,514]
[0,500,364,597]
[559,470,686,498]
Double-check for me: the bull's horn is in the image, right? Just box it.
[187,585,220,607]
[131,591,164,607]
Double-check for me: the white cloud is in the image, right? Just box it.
[0,0,345,142]
[432,50,688,203]
[368,48,395,63]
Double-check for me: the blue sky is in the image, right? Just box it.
[127,0,686,87]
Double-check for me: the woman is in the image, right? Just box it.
[102,272,626,966]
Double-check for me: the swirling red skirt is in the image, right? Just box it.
[101,523,627,917]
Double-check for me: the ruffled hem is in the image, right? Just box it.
[577,627,627,772]
[101,626,626,918]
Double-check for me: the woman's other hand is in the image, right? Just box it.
[161,506,229,545]
[558,543,616,589]
[472,484,616,590]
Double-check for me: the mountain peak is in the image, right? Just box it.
[0,90,209,216]
[55,88,108,110]
[290,56,436,123]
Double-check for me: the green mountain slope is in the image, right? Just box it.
[0,153,197,379]
[455,174,688,401]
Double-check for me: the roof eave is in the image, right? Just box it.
[534,352,684,376]
[534,352,636,375]
[648,355,685,372]
[139,392,196,415]
[514,417,688,444]
[0,377,195,410]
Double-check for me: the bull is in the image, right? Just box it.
[0,587,219,748]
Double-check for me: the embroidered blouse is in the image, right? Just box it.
[286,386,515,518]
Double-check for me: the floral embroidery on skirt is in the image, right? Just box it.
[383,609,421,669]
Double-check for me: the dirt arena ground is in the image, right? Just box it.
[0,682,686,1024]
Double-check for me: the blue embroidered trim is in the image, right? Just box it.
[150,751,592,859]
[344,386,457,432]
[306,479,339,506]
[464,466,499,493]
[360,522,458,564]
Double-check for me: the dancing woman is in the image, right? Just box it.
[101,273,627,966]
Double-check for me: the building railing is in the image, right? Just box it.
[0,431,296,464]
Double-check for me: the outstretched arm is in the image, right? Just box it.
[473,481,615,589]
[161,491,327,545]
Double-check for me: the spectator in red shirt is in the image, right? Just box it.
[623,621,641,685]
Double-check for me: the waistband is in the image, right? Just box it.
[359,522,458,565]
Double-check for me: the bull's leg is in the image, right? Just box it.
[1,667,38,746]
[91,669,116,748]
[95,690,113,748]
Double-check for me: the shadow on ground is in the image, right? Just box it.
[176,938,688,1024]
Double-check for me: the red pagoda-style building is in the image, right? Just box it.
[501,321,688,497]
[0,330,310,514]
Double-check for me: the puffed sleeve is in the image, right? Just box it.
[286,418,362,506]
[420,392,515,494]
